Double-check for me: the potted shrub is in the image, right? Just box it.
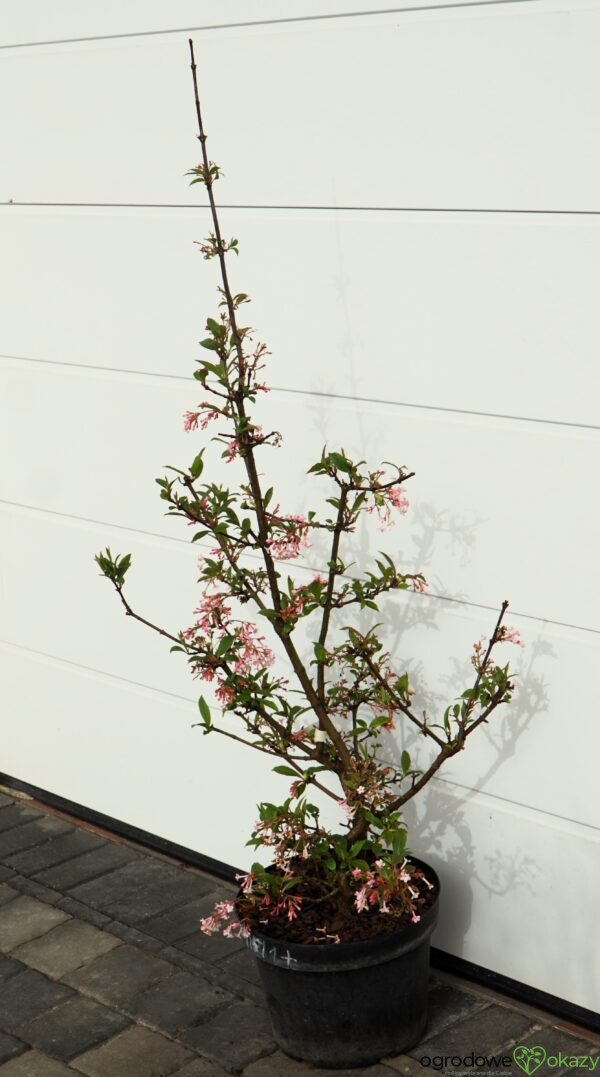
[96,41,523,1069]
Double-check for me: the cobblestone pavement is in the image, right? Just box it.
[0,788,597,1075]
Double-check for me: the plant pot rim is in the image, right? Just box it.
[243,855,440,972]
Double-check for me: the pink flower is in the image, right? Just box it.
[214,900,236,916]
[354,885,369,913]
[410,911,421,925]
[339,799,355,821]
[193,590,231,632]
[267,515,310,560]
[411,576,427,594]
[200,915,220,934]
[224,438,240,463]
[287,896,302,921]
[198,402,220,429]
[235,873,255,895]
[367,483,410,530]
[233,623,275,673]
[183,411,200,432]
[280,589,308,623]
[223,920,250,939]
[500,626,525,648]
[388,485,410,515]
[215,679,235,706]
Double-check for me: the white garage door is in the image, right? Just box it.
[1,0,599,1014]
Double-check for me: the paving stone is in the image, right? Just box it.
[33,841,142,891]
[0,803,41,832]
[0,865,16,881]
[0,953,26,983]
[0,1051,74,1076]
[16,995,130,1062]
[423,980,489,1039]
[253,1051,392,1077]
[384,1055,430,1076]
[11,918,121,978]
[0,968,74,1030]
[128,970,232,1035]
[7,873,64,905]
[0,882,18,906]
[6,827,104,876]
[72,1024,195,1076]
[246,1050,394,1075]
[176,927,246,965]
[55,896,112,927]
[517,1025,600,1075]
[0,1030,26,1064]
[172,1060,230,1076]
[155,944,266,1008]
[0,814,73,859]
[408,1003,538,1060]
[106,919,166,954]
[183,999,276,1072]
[143,891,229,944]
[215,947,263,987]
[0,792,15,808]
[70,856,214,924]
[0,894,70,952]
[63,942,176,1006]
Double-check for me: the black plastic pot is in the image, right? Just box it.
[245,857,440,1069]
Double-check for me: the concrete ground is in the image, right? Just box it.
[0,787,597,1076]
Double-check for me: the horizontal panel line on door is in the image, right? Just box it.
[2,497,599,637]
[434,774,600,836]
[2,639,597,839]
[2,354,598,433]
[5,202,600,217]
[0,638,193,707]
[0,0,550,51]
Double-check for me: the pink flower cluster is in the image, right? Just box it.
[224,424,265,463]
[280,588,308,623]
[367,482,410,531]
[192,589,231,632]
[183,403,220,432]
[200,899,250,939]
[498,625,525,647]
[472,623,524,672]
[266,511,310,560]
[352,858,426,924]
[233,623,275,674]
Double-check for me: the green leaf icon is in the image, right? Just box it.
[513,1046,547,1075]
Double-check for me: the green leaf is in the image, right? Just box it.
[198,697,212,726]
[272,765,299,777]
[190,452,204,479]
[325,857,337,872]
[200,338,220,351]
[313,642,327,662]
[329,451,351,473]
[401,750,411,774]
[392,829,407,858]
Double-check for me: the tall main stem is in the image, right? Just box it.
[188,40,353,775]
